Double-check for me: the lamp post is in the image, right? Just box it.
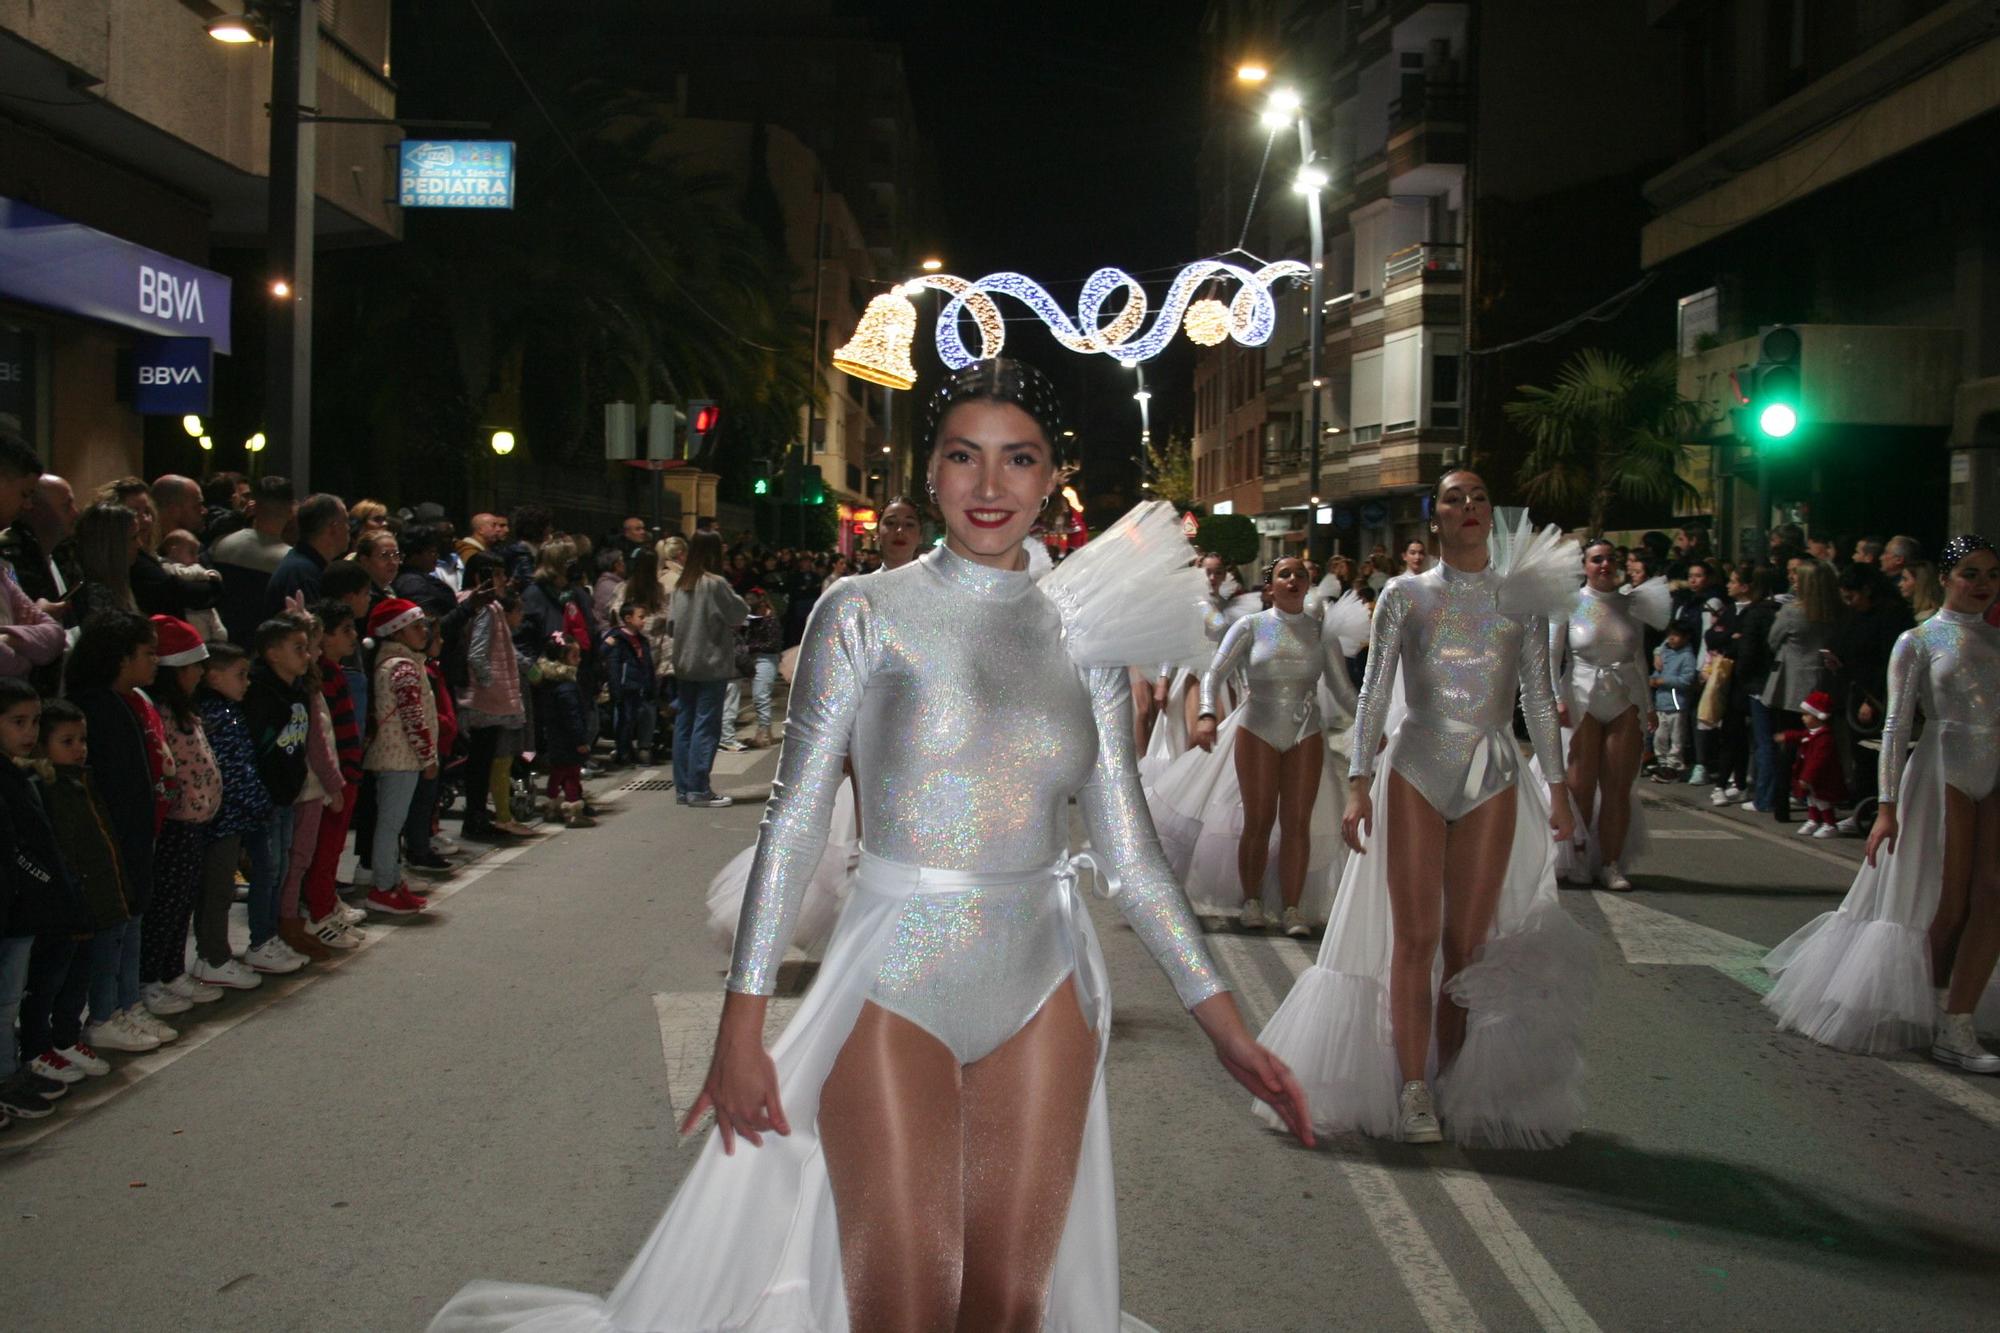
[264,1,316,490]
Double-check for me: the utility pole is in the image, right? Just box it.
[266,0,317,488]
[1298,116,1325,563]
[800,164,827,551]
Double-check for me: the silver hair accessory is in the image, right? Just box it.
[1939,534,1994,573]
[925,357,1067,454]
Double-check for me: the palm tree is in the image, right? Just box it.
[1505,349,1708,534]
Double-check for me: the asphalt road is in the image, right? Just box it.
[4,746,1997,1332]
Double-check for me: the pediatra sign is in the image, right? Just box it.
[398,140,517,209]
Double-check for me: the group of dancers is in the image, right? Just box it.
[426,354,1999,1332]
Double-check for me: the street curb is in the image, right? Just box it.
[1639,784,1863,870]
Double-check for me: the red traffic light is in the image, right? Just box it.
[692,404,720,435]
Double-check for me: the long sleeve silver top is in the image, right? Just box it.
[1199,607,1355,750]
[1878,608,2000,802]
[1348,563,1564,818]
[1549,587,1649,724]
[728,544,1224,1009]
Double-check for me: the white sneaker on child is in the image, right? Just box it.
[245,939,305,974]
[338,903,367,926]
[311,915,362,949]
[167,973,223,1004]
[1795,820,1821,837]
[1812,822,1841,839]
[56,1044,112,1076]
[142,982,193,1016]
[85,1013,159,1053]
[191,956,263,990]
[125,1005,179,1044]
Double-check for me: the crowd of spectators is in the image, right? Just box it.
[0,425,868,1130]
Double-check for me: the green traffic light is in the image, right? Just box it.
[1759,403,1798,439]
[753,477,769,495]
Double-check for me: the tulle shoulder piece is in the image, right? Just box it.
[1490,512,1581,621]
[1038,501,1212,669]
[1622,575,1673,631]
[1024,537,1054,581]
[1223,592,1265,624]
[1320,590,1371,656]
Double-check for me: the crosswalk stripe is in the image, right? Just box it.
[1434,1159,1602,1333]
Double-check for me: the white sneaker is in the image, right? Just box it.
[1795,820,1821,837]
[1835,816,1862,836]
[276,940,311,967]
[1932,1013,2000,1074]
[1597,861,1633,892]
[1811,822,1841,839]
[1720,785,1744,803]
[28,1052,85,1084]
[167,973,223,1005]
[190,956,263,990]
[311,915,362,949]
[338,903,367,926]
[1709,786,1733,806]
[142,981,193,1016]
[84,1013,159,1053]
[1281,906,1311,938]
[245,939,305,974]
[1398,1080,1443,1144]
[1239,898,1266,930]
[1688,765,1709,786]
[126,1005,179,1044]
[57,1044,111,1076]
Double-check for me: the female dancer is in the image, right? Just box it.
[1179,556,1361,936]
[432,359,1310,1333]
[1140,553,1249,779]
[1400,537,1430,578]
[1256,473,1589,1147]
[1548,541,1670,892]
[875,494,923,571]
[1765,536,2000,1069]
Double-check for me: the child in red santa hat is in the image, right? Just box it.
[1781,690,1848,838]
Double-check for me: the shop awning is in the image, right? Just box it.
[0,196,232,353]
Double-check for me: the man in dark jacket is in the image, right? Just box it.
[1827,563,1914,819]
[266,492,348,614]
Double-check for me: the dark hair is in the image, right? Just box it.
[399,523,442,566]
[254,617,308,656]
[1626,548,1661,581]
[622,548,664,613]
[1686,558,1717,582]
[620,598,647,619]
[1746,564,1781,601]
[64,610,156,694]
[882,495,921,519]
[313,599,356,635]
[0,426,43,480]
[1836,562,1881,595]
[679,529,724,591]
[151,652,203,727]
[297,492,346,541]
[0,676,39,713]
[925,358,1065,457]
[37,696,83,739]
[320,560,370,601]
[1581,537,1617,560]
[252,475,296,507]
[464,551,506,588]
[204,640,249,672]
[202,471,247,507]
[510,504,551,544]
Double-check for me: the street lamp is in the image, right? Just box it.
[1236,62,1270,85]
[205,12,269,43]
[920,257,944,272]
[490,430,516,456]
[181,414,204,438]
[1259,85,1328,561]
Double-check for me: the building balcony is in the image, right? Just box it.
[1383,241,1463,292]
[1387,82,1468,193]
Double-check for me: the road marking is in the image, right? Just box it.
[1646,829,1741,840]
[710,748,765,777]
[1637,793,1855,868]
[1591,891,1774,994]
[652,991,803,1139]
[0,804,571,1152]
[1435,1157,1602,1333]
[1883,1061,2000,1133]
[1209,933,1485,1332]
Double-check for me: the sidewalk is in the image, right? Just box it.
[1638,773,1868,867]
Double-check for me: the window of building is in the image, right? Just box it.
[1431,352,1462,429]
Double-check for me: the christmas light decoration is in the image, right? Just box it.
[1183,298,1230,346]
[832,290,921,390]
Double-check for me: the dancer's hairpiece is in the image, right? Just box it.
[1939,534,1994,574]
[925,358,1066,458]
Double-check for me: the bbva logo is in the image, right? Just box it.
[138,265,205,325]
[138,365,203,385]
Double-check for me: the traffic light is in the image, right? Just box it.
[686,399,720,462]
[752,467,770,497]
[802,464,826,505]
[1748,326,1801,444]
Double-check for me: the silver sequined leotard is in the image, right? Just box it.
[1879,609,2000,802]
[1349,563,1565,820]
[1550,587,1649,725]
[1199,608,1356,751]
[729,545,1224,1060]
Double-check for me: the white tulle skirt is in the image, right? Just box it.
[1137,669,1195,784]
[429,852,1141,1333]
[1764,729,2000,1052]
[1252,735,1596,1149]
[1531,720,1653,882]
[703,782,860,959]
[1144,708,1344,924]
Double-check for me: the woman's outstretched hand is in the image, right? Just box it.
[680,991,789,1154]
[1342,779,1374,854]
[1865,804,1899,867]
[1192,992,1314,1147]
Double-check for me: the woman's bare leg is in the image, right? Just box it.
[820,1003,965,1332]
[1436,787,1518,1066]
[1236,728,1280,906]
[1564,713,1602,848]
[1930,786,1978,991]
[1385,769,1447,1082]
[1944,789,2000,1013]
[1597,709,1644,862]
[957,979,1097,1331]
[1275,733,1324,910]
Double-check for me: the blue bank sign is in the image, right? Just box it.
[131,334,212,416]
[0,197,232,352]
[398,140,516,209]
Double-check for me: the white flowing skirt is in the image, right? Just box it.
[1252,727,1596,1149]
[430,852,1145,1333]
[703,782,859,959]
[1530,718,1653,882]
[1144,707,1344,924]
[1764,728,2000,1052]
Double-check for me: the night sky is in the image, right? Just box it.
[848,0,1210,496]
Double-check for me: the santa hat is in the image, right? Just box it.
[149,615,209,667]
[1800,690,1833,720]
[367,597,425,642]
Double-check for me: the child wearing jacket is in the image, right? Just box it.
[363,599,436,916]
[190,643,273,992]
[64,611,172,1051]
[137,617,222,1018]
[459,586,529,840]
[603,602,658,767]
[1780,690,1848,839]
[540,633,594,829]
[300,602,366,949]
[276,610,343,962]
[1649,623,1699,780]
[240,618,314,973]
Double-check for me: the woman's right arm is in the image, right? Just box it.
[1348,583,1410,780]
[1875,630,1922,805]
[1197,617,1253,719]
[1768,605,1794,651]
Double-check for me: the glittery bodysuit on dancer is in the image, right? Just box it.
[1200,608,1356,751]
[1552,586,1650,724]
[1879,609,2000,802]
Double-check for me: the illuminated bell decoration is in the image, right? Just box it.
[832,291,920,390]
[1183,298,1230,346]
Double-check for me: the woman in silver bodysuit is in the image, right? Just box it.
[1766,536,2000,1071]
[1191,556,1355,936]
[1550,540,1666,893]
